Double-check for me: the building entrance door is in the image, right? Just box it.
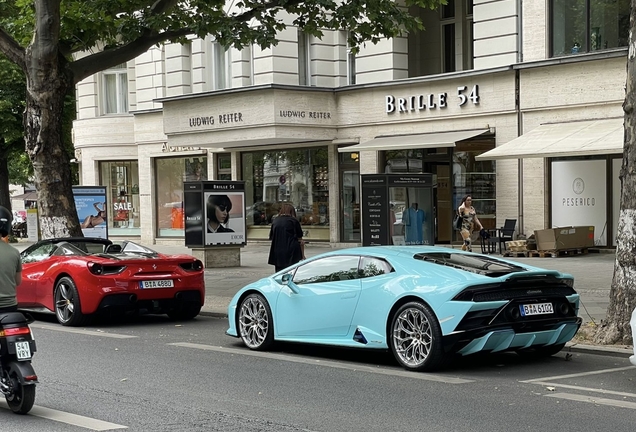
[422,153,452,244]
[339,152,360,243]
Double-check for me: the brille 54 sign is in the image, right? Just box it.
[385,85,480,114]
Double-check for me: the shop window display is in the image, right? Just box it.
[156,156,208,237]
[100,161,140,236]
[242,148,329,240]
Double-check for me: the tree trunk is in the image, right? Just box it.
[0,140,10,210]
[594,2,636,345]
[24,58,82,238]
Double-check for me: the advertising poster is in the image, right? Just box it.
[204,190,245,246]
[183,182,204,247]
[73,186,108,239]
[26,208,39,240]
[551,160,606,246]
[361,175,388,246]
[183,181,246,247]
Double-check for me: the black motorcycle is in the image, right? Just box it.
[0,312,37,414]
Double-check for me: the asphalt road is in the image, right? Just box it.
[2,314,635,432]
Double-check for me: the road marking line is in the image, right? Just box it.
[520,366,635,383]
[32,323,138,339]
[545,392,636,410]
[0,401,128,430]
[530,382,636,399]
[169,342,473,384]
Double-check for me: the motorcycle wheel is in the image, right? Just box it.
[5,371,35,415]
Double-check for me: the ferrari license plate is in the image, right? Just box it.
[520,303,553,316]
[139,280,174,289]
[15,342,31,360]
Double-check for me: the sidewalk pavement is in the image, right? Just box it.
[13,239,630,356]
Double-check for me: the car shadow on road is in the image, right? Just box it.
[24,309,190,329]
[226,340,574,374]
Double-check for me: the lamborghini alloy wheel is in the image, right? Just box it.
[238,293,274,350]
[390,301,445,372]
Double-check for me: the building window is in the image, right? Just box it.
[551,0,629,57]
[242,148,329,234]
[102,64,128,114]
[347,36,356,85]
[463,2,474,70]
[298,29,310,86]
[155,156,208,237]
[212,42,231,90]
[248,44,254,86]
[217,154,231,180]
[408,0,472,77]
[442,23,456,73]
[99,161,140,235]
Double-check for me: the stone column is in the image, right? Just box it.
[191,247,241,268]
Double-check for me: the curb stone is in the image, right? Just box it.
[564,342,633,358]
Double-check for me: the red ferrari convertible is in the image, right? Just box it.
[18,238,205,326]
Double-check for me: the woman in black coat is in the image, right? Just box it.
[268,203,305,272]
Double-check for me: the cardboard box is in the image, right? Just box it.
[533,226,595,251]
[505,240,527,252]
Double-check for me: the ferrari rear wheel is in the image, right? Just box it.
[238,293,274,351]
[390,301,445,372]
[54,277,88,327]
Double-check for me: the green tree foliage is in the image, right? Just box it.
[0,54,28,208]
[0,53,77,205]
[0,0,444,238]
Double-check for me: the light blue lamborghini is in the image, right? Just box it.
[226,246,582,372]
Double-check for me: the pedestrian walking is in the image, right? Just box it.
[457,194,482,252]
[268,203,305,272]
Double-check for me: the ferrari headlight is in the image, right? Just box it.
[560,278,575,288]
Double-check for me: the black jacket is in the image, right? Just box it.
[267,216,303,268]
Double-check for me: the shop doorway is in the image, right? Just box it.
[340,152,360,242]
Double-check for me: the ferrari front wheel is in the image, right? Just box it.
[54,277,88,327]
[390,301,446,372]
[238,293,274,351]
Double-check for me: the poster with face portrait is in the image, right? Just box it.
[184,181,246,247]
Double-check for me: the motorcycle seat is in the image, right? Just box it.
[0,312,27,325]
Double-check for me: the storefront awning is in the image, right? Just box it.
[476,118,624,160]
[337,129,491,152]
[12,191,37,201]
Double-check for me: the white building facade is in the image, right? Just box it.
[73,0,629,247]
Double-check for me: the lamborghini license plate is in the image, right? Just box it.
[520,303,553,316]
[139,280,174,289]
[15,341,31,360]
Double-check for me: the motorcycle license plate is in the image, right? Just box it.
[15,341,31,360]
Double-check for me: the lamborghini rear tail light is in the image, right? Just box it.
[88,262,126,275]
